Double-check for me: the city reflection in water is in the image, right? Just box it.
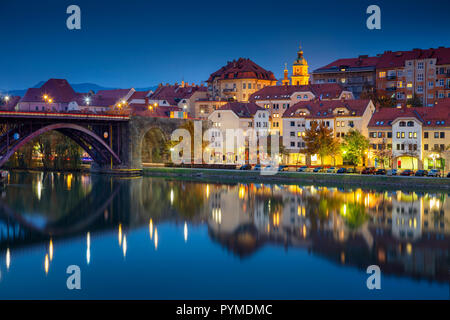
[0,172,448,298]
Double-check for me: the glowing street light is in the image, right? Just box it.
[4,95,10,102]
[85,97,91,105]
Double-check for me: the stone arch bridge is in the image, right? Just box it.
[0,111,187,173]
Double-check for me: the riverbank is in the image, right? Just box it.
[143,167,450,191]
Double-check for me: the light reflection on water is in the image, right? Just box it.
[0,172,448,299]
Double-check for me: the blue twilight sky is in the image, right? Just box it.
[0,0,449,91]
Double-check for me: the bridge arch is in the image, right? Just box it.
[129,116,187,168]
[0,123,121,167]
[141,126,169,164]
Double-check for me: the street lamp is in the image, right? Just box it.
[4,95,10,102]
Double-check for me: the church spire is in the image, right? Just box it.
[282,63,290,85]
[291,42,309,85]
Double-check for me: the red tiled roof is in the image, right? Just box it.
[85,89,132,107]
[376,47,450,69]
[149,84,206,105]
[249,83,348,101]
[283,99,371,118]
[208,58,276,82]
[315,56,380,71]
[219,102,264,118]
[315,47,450,72]
[368,99,450,127]
[96,89,131,98]
[132,105,181,118]
[129,90,150,100]
[21,79,77,103]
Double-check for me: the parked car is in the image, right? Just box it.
[375,169,387,175]
[336,167,347,174]
[428,169,442,177]
[400,169,414,176]
[447,172,450,178]
[297,166,308,172]
[253,164,262,171]
[361,167,376,175]
[326,167,338,173]
[278,165,289,172]
[238,164,251,170]
[346,167,358,174]
[414,169,428,177]
[313,167,324,173]
[387,169,397,176]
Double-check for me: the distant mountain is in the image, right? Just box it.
[2,82,158,97]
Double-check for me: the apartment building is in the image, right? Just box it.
[207,58,277,103]
[208,102,270,163]
[282,99,375,165]
[376,47,450,107]
[367,99,450,171]
[311,55,379,98]
[249,83,353,135]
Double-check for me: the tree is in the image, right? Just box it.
[303,121,334,165]
[341,130,369,167]
[328,138,341,166]
[373,143,392,168]
[406,94,423,108]
[429,145,447,170]
[360,89,396,108]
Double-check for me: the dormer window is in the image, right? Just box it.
[399,121,406,127]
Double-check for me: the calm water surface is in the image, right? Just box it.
[0,172,448,299]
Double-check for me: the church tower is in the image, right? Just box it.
[291,43,309,85]
[282,63,290,85]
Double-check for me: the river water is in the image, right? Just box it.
[0,172,448,299]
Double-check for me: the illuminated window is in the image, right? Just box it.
[379,71,386,78]
[407,82,413,88]
[397,81,403,88]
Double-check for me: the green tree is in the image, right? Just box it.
[360,89,396,108]
[328,138,341,166]
[342,129,369,167]
[303,121,334,165]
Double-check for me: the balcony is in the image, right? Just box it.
[222,88,237,95]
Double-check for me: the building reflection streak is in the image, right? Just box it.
[122,235,127,258]
[184,222,188,242]
[154,228,158,250]
[5,248,10,270]
[149,219,153,240]
[44,254,49,275]
[49,238,53,261]
[118,224,122,246]
[86,232,91,265]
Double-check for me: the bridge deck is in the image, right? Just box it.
[0,111,130,121]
